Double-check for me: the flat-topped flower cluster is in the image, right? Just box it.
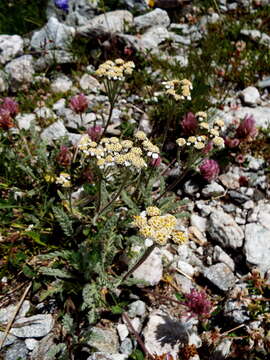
[161,79,193,101]
[132,206,188,246]
[77,131,160,171]
[176,112,225,150]
[95,59,135,81]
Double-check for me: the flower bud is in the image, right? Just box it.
[87,125,103,141]
[236,114,257,139]
[1,97,19,117]
[56,145,72,167]
[199,159,220,182]
[0,109,14,130]
[181,112,198,135]
[69,94,88,114]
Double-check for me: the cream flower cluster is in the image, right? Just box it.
[177,113,225,150]
[132,206,188,246]
[77,133,159,171]
[134,130,160,159]
[95,59,135,81]
[162,79,192,101]
[55,172,71,188]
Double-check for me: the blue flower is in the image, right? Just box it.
[54,0,69,12]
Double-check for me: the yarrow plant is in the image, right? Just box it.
[95,59,135,135]
[132,206,188,246]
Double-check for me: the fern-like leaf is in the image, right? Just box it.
[52,206,73,237]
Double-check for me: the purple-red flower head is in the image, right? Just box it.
[236,114,257,139]
[1,97,19,117]
[56,145,72,167]
[0,109,14,130]
[69,94,88,114]
[184,288,212,318]
[87,125,103,142]
[199,159,220,182]
[181,112,198,135]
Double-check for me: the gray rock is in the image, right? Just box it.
[0,300,30,324]
[52,98,66,112]
[87,353,128,360]
[4,340,28,360]
[208,210,244,249]
[204,263,235,291]
[244,223,270,273]
[88,327,119,354]
[5,55,34,90]
[222,203,236,213]
[240,86,260,107]
[213,245,235,271]
[224,299,249,324]
[117,324,129,341]
[243,200,254,210]
[184,179,200,195]
[132,247,163,286]
[202,182,225,198]
[11,314,54,338]
[240,29,270,48]
[258,76,270,89]
[246,155,264,171]
[221,106,270,129]
[47,0,98,27]
[0,332,17,347]
[0,35,24,65]
[31,17,75,50]
[34,50,75,71]
[175,274,193,293]
[127,300,146,318]
[80,74,101,92]
[35,106,56,121]
[212,339,232,360]
[16,113,36,130]
[78,10,133,34]
[169,33,191,45]
[177,260,195,277]
[140,26,171,50]
[0,70,8,92]
[30,334,58,360]
[134,9,170,30]
[247,201,270,229]
[119,337,133,355]
[41,120,68,143]
[228,190,250,204]
[143,311,189,358]
[25,338,39,351]
[190,214,207,233]
[51,75,73,93]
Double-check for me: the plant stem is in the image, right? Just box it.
[121,243,156,282]
[122,312,155,360]
[95,172,130,221]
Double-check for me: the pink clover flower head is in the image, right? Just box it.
[56,145,72,167]
[184,288,212,318]
[1,97,19,117]
[0,108,14,130]
[236,114,257,139]
[199,159,220,182]
[150,155,161,167]
[69,94,88,114]
[181,112,198,135]
[87,125,103,141]
[224,137,240,148]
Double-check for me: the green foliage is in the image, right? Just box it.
[0,0,48,35]
[52,206,74,237]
